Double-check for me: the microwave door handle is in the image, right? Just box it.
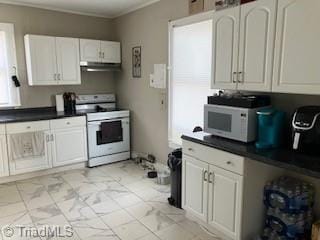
[293,132,300,150]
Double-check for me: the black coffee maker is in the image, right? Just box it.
[292,106,320,153]
[63,92,76,113]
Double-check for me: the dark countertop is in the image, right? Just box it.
[182,132,320,179]
[0,107,86,124]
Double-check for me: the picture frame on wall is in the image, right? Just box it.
[132,46,141,78]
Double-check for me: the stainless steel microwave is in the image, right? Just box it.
[204,104,267,142]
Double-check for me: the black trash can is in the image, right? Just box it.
[167,148,182,208]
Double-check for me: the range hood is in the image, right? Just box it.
[80,61,121,72]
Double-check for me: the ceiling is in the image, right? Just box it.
[0,0,160,18]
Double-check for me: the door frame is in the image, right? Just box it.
[168,11,214,149]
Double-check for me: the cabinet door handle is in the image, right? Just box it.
[46,135,50,142]
[54,74,57,81]
[238,72,244,83]
[188,147,194,152]
[50,134,54,142]
[232,72,237,83]
[102,52,105,58]
[226,161,232,165]
[203,170,208,182]
[209,172,214,184]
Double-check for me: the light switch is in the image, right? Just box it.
[150,64,166,89]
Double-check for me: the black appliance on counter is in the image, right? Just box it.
[292,106,320,153]
[63,92,76,114]
[207,94,271,108]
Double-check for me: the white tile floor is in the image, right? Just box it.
[0,160,221,240]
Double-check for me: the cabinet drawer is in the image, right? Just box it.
[6,121,50,134]
[183,140,244,175]
[0,125,5,134]
[50,116,86,130]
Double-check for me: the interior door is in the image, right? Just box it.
[208,164,243,240]
[273,0,320,94]
[52,127,87,167]
[56,37,81,85]
[182,154,209,222]
[211,7,240,90]
[237,0,277,91]
[7,131,52,175]
[0,135,9,177]
[101,41,121,63]
[80,39,101,62]
[26,35,57,85]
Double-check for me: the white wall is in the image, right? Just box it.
[0,3,116,108]
[113,0,189,164]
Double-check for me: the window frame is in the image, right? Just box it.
[0,22,20,108]
[168,11,214,149]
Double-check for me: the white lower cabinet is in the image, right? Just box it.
[208,164,243,240]
[4,117,87,176]
[182,139,284,240]
[182,154,208,222]
[0,129,9,177]
[183,151,243,240]
[51,126,87,167]
[8,131,52,175]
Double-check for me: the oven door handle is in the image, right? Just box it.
[88,122,103,126]
[88,119,128,126]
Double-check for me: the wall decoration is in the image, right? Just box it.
[132,46,142,78]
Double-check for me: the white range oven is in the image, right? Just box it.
[76,94,130,167]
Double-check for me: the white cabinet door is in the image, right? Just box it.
[211,7,240,90]
[56,37,81,85]
[273,0,320,94]
[25,35,58,86]
[208,165,243,240]
[237,0,277,92]
[101,41,121,63]
[182,154,209,222]
[7,131,52,175]
[80,39,101,62]
[0,135,9,177]
[51,127,87,167]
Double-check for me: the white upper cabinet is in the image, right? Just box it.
[80,39,101,62]
[56,37,81,85]
[25,35,81,86]
[211,0,277,92]
[101,41,121,63]
[212,7,240,90]
[25,35,57,86]
[272,0,320,94]
[80,39,121,63]
[237,0,277,92]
